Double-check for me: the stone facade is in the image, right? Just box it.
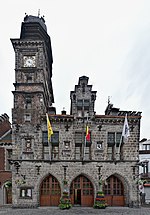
[11,14,142,208]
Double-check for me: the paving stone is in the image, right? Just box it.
[0,207,150,215]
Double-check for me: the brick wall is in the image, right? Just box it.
[0,147,5,170]
[0,113,11,137]
[0,171,11,187]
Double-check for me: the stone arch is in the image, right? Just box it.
[103,172,131,206]
[110,172,132,206]
[113,172,132,206]
[39,173,61,206]
[70,173,94,207]
[69,171,97,194]
[2,180,12,205]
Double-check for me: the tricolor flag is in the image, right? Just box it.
[122,114,130,141]
[46,113,53,142]
[86,125,90,141]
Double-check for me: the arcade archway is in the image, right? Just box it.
[70,174,94,207]
[40,174,61,206]
[103,175,125,206]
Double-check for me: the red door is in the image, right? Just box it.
[103,175,125,206]
[40,174,61,206]
[70,175,94,207]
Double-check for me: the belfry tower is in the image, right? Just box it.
[11,14,54,206]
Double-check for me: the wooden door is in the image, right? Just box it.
[40,174,61,206]
[6,187,12,204]
[103,175,124,206]
[70,175,94,207]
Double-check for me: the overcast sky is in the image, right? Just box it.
[0,0,150,140]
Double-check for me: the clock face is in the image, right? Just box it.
[23,56,36,67]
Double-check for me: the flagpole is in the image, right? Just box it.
[117,135,123,154]
[48,136,52,161]
[84,114,89,160]
[117,114,130,155]
[46,113,53,161]
[83,136,86,160]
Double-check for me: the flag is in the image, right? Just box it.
[86,125,90,141]
[122,114,130,141]
[46,113,53,142]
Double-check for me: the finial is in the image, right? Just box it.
[108,96,110,105]
[24,13,28,21]
[38,9,40,17]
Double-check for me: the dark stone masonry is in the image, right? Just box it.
[10,14,142,208]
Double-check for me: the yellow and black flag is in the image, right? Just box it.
[46,113,53,142]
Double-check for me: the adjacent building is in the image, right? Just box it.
[0,113,12,205]
[139,139,150,204]
[8,14,142,208]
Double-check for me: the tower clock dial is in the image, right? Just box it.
[23,56,36,67]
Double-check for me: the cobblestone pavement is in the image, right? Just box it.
[0,207,150,215]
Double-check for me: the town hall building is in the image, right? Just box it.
[10,14,142,208]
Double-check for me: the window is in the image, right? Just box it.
[75,146,82,160]
[24,114,31,122]
[77,99,83,108]
[107,132,115,147]
[107,132,122,160]
[77,99,90,109]
[42,131,49,159]
[43,131,48,146]
[75,132,82,160]
[26,75,32,83]
[84,99,90,110]
[144,144,150,150]
[142,161,149,175]
[104,176,123,196]
[77,99,90,116]
[51,132,59,159]
[75,132,82,144]
[20,187,32,199]
[83,177,93,196]
[51,132,59,146]
[75,132,91,160]
[25,97,32,109]
[43,131,59,146]
[42,131,59,160]
[116,132,122,147]
[84,146,91,160]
